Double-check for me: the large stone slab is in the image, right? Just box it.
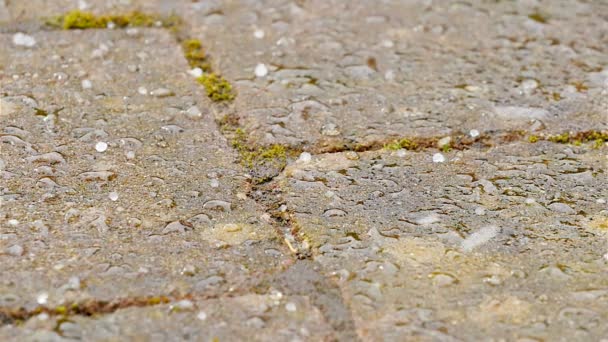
[186,0,608,149]
[281,142,607,340]
[0,29,289,310]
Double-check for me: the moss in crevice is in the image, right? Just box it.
[46,10,179,30]
[182,39,212,72]
[197,73,235,102]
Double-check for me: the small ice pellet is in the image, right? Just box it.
[137,86,148,95]
[254,29,265,39]
[8,219,19,226]
[597,198,606,204]
[210,179,220,188]
[12,32,36,47]
[285,302,297,312]
[197,311,207,320]
[525,198,536,204]
[108,192,119,201]
[37,292,48,305]
[298,152,312,163]
[432,153,446,163]
[81,79,92,89]
[95,142,108,152]
[255,63,268,77]
[469,129,480,138]
[187,68,203,78]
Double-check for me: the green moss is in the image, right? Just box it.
[384,138,418,151]
[62,10,105,29]
[230,128,287,171]
[528,135,539,143]
[548,132,570,143]
[528,12,548,24]
[48,10,176,30]
[441,144,452,153]
[182,39,211,72]
[55,306,68,315]
[197,73,235,102]
[593,139,605,149]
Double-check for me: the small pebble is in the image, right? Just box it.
[126,151,135,159]
[255,63,269,77]
[395,149,407,157]
[12,32,36,47]
[597,198,606,204]
[474,207,486,216]
[7,245,23,256]
[150,88,173,98]
[108,192,119,201]
[95,141,108,152]
[469,129,480,138]
[432,153,446,163]
[525,198,536,204]
[437,136,451,148]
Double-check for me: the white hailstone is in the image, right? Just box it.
[81,79,92,89]
[437,136,451,148]
[108,192,119,201]
[432,153,446,163]
[137,86,148,95]
[285,302,297,312]
[254,29,265,39]
[107,21,116,29]
[197,311,208,320]
[395,149,407,157]
[597,198,606,204]
[525,198,536,204]
[95,141,108,152]
[126,151,135,159]
[382,39,394,48]
[8,219,19,226]
[37,292,49,305]
[187,67,203,78]
[255,63,268,77]
[297,152,312,163]
[12,33,37,47]
[469,129,480,138]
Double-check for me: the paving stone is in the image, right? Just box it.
[0,29,289,309]
[0,294,334,341]
[184,0,608,149]
[281,142,608,340]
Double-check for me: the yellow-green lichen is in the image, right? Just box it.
[528,135,539,143]
[48,10,176,30]
[548,132,570,144]
[182,39,211,72]
[231,128,288,172]
[197,73,235,102]
[384,138,418,151]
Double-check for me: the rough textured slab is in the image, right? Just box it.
[281,142,607,340]
[0,29,288,310]
[0,294,334,341]
[185,0,608,149]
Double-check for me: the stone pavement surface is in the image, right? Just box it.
[0,0,606,341]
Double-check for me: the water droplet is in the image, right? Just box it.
[108,192,119,201]
[469,129,480,138]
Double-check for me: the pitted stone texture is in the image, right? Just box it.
[0,294,334,341]
[183,0,608,149]
[282,142,608,340]
[0,29,289,309]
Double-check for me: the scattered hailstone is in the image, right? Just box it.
[437,136,451,148]
[285,302,297,312]
[187,67,203,78]
[107,21,116,29]
[37,292,49,305]
[597,198,606,204]
[197,311,208,320]
[95,141,108,152]
[254,29,265,39]
[255,63,269,77]
[81,79,92,89]
[12,32,37,47]
[469,129,480,138]
[8,219,19,226]
[432,153,446,163]
[297,152,312,163]
[137,86,148,95]
[108,192,119,201]
[525,198,536,204]
[395,149,407,157]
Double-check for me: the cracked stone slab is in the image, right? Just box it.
[0,29,290,310]
[183,0,608,149]
[0,293,334,341]
[281,142,607,340]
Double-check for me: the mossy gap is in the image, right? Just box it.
[45,10,235,103]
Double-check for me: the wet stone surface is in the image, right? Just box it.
[0,29,285,309]
[0,0,607,341]
[281,142,607,340]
